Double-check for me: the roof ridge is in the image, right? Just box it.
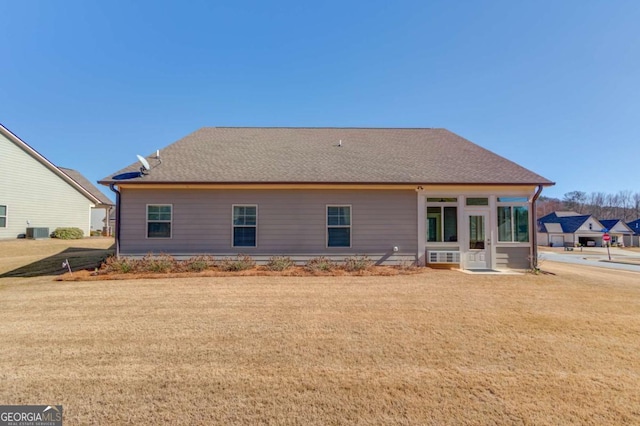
[204,126,441,130]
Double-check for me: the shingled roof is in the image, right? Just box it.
[99,127,553,185]
[538,212,598,233]
[59,167,113,206]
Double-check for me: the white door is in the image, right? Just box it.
[466,212,490,269]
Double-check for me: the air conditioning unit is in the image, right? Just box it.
[26,227,49,239]
[428,250,460,264]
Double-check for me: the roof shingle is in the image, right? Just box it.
[99,127,553,185]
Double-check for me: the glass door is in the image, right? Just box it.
[466,213,490,269]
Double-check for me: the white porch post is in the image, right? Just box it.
[417,191,426,266]
[489,195,497,270]
[458,196,465,269]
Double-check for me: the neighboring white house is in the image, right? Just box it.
[537,211,606,247]
[0,124,113,239]
[625,219,640,247]
[57,167,114,235]
[599,219,634,247]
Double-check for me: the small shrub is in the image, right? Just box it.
[343,255,373,272]
[305,256,336,273]
[137,253,177,273]
[52,227,84,239]
[394,260,418,272]
[219,254,256,272]
[183,255,216,272]
[101,255,135,274]
[266,256,295,271]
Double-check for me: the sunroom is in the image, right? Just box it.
[417,187,535,271]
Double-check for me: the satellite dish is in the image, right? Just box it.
[137,155,151,171]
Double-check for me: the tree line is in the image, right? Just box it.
[537,190,640,222]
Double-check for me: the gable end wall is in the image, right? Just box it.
[0,133,93,238]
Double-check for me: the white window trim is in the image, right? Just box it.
[326,204,352,248]
[146,204,173,239]
[426,199,458,243]
[0,205,7,228]
[232,204,258,248]
[496,201,530,244]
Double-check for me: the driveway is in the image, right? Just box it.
[539,247,640,273]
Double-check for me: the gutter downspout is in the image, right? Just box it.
[109,183,121,257]
[530,185,544,270]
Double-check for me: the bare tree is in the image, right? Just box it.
[563,191,587,213]
[588,192,605,219]
[633,192,640,220]
[618,190,633,221]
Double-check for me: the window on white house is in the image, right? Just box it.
[497,204,529,242]
[147,205,172,238]
[0,205,6,228]
[233,205,257,247]
[327,206,351,247]
[426,198,457,242]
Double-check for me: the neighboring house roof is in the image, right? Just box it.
[538,211,601,233]
[554,211,582,217]
[627,219,640,235]
[543,223,563,233]
[99,127,554,186]
[599,219,634,235]
[58,167,114,206]
[0,123,110,207]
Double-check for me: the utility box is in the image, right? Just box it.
[26,227,50,239]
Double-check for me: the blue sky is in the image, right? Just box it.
[2,0,639,201]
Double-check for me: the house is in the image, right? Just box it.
[0,124,114,239]
[58,167,114,235]
[99,127,554,270]
[537,211,606,247]
[598,219,634,247]
[625,219,640,247]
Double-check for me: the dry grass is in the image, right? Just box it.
[0,237,114,276]
[1,263,639,424]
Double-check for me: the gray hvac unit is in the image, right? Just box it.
[26,227,49,239]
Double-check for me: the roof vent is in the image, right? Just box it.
[338,140,342,147]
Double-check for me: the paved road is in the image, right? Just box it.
[539,249,640,273]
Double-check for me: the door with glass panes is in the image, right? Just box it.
[465,212,490,269]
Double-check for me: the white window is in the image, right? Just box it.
[327,205,351,247]
[0,205,6,228]
[426,198,457,242]
[233,205,257,247]
[497,197,529,242]
[147,205,172,238]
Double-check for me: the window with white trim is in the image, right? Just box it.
[147,205,172,238]
[426,198,457,242]
[497,197,529,242]
[0,205,6,228]
[233,205,257,247]
[327,206,351,247]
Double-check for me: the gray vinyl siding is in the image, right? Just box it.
[119,188,417,264]
[0,133,94,239]
[624,235,639,247]
[495,246,530,270]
